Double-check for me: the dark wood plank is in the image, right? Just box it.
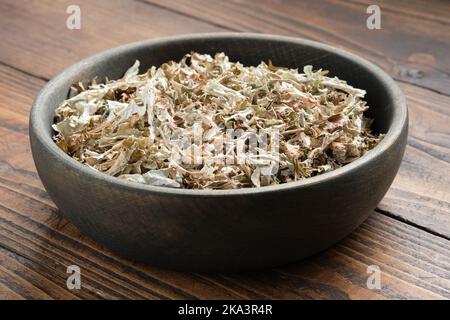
[0,264,52,300]
[0,245,81,300]
[380,82,450,238]
[0,64,449,299]
[0,0,225,80]
[350,0,450,25]
[146,0,450,95]
[0,281,25,300]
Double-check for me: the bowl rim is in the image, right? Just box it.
[30,32,407,197]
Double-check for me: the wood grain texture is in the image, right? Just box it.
[379,83,450,238]
[350,0,450,25]
[146,0,450,95]
[0,0,449,299]
[0,0,224,80]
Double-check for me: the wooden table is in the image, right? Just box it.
[0,0,449,300]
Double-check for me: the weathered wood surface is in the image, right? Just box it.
[0,0,449,299]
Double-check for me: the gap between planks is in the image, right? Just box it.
[374,208,450,241]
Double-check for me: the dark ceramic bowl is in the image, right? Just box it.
[30,33,408,272]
